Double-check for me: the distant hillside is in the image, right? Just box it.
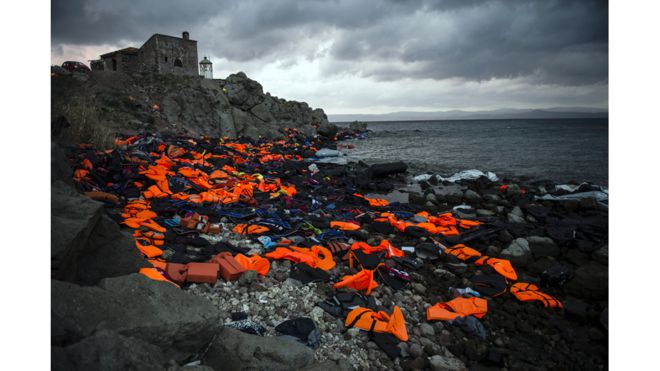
[329,107,608,123]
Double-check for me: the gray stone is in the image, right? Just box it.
[434,185,463,201]
[65,330,165,371]
[505,184,521,197]
[317,122,338,138]
[566,261,608,300]
[526,236,560,258]
[428,354,468,371]
[420,323,435,338]
[501,238,533,267]
[463,190,481,202]
[485,245,501,257]
[592,245,608,265]
[507,212,526,223]
[51,181,148,285]
[237,270,258,286]
[203,328,315,371]
[426,193,438,203]
[434,269,456,280]
[412,283,427,294]
[476,209,495,217]
[51,274,222,360]
[409,343,424,358]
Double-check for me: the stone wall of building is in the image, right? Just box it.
[138,35,198,76]
[101,53,138,73]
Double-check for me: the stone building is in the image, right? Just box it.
[92,31,199,77]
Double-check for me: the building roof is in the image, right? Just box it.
[140,33,197,49]
[100,47,139,58]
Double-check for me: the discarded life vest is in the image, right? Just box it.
[334,269,378,295]
[510,283,563,309]
[427,297,488,321]
[233,224,270,235]
[139,268,179,287]
[234,253,271,276]
[444,244,482,261]
[265,247,316,267]
[353,193,389,207]
[351,240,405,258]
[475,256,518,281]
[345,305,408,341]
[330,221,361,231]
[290,245,336,270]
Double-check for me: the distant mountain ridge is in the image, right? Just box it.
[329,107,608,123]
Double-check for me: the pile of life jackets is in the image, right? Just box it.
[69,130,565,351]
[373,211,481,236]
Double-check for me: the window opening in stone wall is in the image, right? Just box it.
[112,59,117,71]
[164,56,168,62]
[174,58,183,67]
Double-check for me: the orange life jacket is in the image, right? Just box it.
[444,244,482,261]
[139,268,179,287]
[135,239,164,258]
[264,247,317,267]
[290,245,336,270]
[350,240,405,258]
[234,254,271,276]
[475,256,518,281]
[330,221,361,231]
[333,269,378,295]
[232,224,270,235]
[427,297,488,321]
[510,282,563,309]
[344,305,409,342]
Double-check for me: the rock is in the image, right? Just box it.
[592,245,608,265]
[566,262,608,299]
[505,184,521,197]
[434,269,456,280]
[420,323,435,338]
[485,245,501,257]
[497,229,514,243]
[409,343,424,358]
[507,212,526,224]
[51,181,148,285]
[463,190,481,202]
[237,270,258,286]
[51,274,222,360]
[500,238,533,267]
[483,194,500,203]
[426,193,438,204]
[65,330,165,371]
[445,263,468,275]
[476,209,495,217]
[428,353,468,371]
[347,328,360,338]
[203,327,315,371]
[349,121,368,132]
[398,342,410,358]
[526,236,560,258]
[412,283,427,294]
[563,296,590,320]
[434,185,463,202]
[317,122,338,138]
[565,249,589,266]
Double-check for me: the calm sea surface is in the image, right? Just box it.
[337,118,608,185]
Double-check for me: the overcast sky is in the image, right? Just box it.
[51,0,608,114]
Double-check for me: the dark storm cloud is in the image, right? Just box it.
[52,0,608,85]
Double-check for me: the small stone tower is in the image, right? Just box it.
[199,56,213,79]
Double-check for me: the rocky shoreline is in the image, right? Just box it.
[52,118,607,370]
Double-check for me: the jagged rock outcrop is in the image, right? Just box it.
[51,70,328,148]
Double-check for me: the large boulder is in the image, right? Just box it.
[566,261,608,300]
[51,274,223,360]
[317,122,338,138]
[500,238,533,267]
[62,330,166,371]
[51,181,147,285]
[428,353,468,371]
[202,328,315,370]
[526,236,560,258]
